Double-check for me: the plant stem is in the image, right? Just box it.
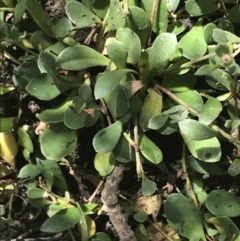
[147,0,158,47]
[154,84,240,149]
[181,143,209,231]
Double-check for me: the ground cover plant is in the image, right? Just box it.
[1,0,240,240]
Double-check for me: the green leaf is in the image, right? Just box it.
[208,216,240,240]
[126,6,150,48]
[228,158,240,176]
[164,105,189,122]
[93,0,109,19]
[39,90,77,123]
[95,69,131,99]
[185,0,219,16]
[205,190,240,217]
[56,45,110,71]
[92,232,112,241]
[199,96,222,125]
[14,0,26,26]
[228,4,240,23]
[107,40,127,69]
[164,90,203,114]
[40,122,77,160]
[164,193,205,240]
[142,0,168,34]
[104,0,125,33]
[18,127,33,153]
[195,64,219,76]
[41,207,81,232]
[54,18,73,38]
[94,152,116,176]
[212,28,240,43]
[148,114,168,130]
[204,23,217,44]
[182,135,221,162]
[28,198,52,207]
[135,223,149,241]
[179,119,216,140]
[65,1,101,28]
[141,177,157,196]
[134,212,148,223]
[25,0,54,36]
[48,203,65,217]
[178,19,207,60]
[0,117,15,132]
[139,134,163,164]
[188,155,228,175]
[139,88,163,131]
[167,0,180,13]
[0,86,15,95]
[26,74,69,101]
[18,164,41,178]
[116,28,141,64]
[104,85,130,118]
[148,33,177,72]
[93,121,122,153]
[45,171,54,191]
[27,188,45,199]
[227,98,240,120]
[161,72,196,92]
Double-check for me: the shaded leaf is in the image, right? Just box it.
[142,177,157,196]
[228,158,240,176]
[164,193,205,240]
[41,207,80,232]
[0,117,15,132]
[205,190,240,217]
[40,122,77,160]
[18,127,33,153]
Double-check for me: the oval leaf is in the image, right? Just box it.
[139,134,163,164]
[205,190,240,217]
[40,122,77,160]
[57,45,110,71]
[41,206,80,232]
[93,121,122,153]
[164,193,205,240]
[94,152,116,176]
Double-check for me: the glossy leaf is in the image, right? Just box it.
[41,207,81,232]
[25,0,54,35]
[165,193,205,240]
[178,19,207,60]
[126,6,150,48]
[182,135,221,162]
[139,134,163,164]
[95,69,131,99]
[185,0,219,16]
[57,45,110,71]
[199,96,222,125]
[65,1,101,27]
[116,28,141,64]
[40,122,77,160]
[93,121,122,153]
[94,152,115,176]
[205,190,240,217]
[139,88,163,131]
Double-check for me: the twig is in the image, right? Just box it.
[147,0,158,47]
